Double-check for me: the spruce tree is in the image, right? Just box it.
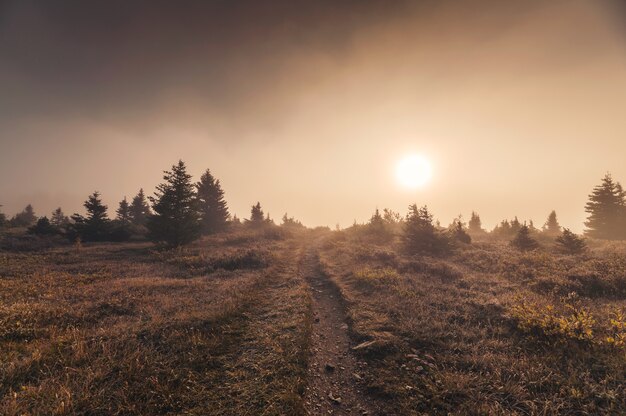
[402,204,450,254]
[0,205,7,229]
[28,217,58,235]
[510,216,522,235]
[585,173,626,240]
[365,208,392,239]
[50,207,69,228]
[382,208,402,224]
[543,210,561,236]
[492,220,511,238]
[69,192,111,241]
[248,202,265,227]
[368,208,385,231]
[450,217,471,244]
[147,160,201,247]
[109,197,133,241]
[116,197,131,223]
[196,169,229,234]
[129,188,151,226]
[11,204,37,227]
[555,228,587,255]
[281,213,304,228]
[511,224,539,251]
[468,211,483,234]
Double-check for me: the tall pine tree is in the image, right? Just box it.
[542,210,561,236]
[147,160,201,247]
[111,197,132,241]
[50,207,69,228]
[248,202,265,227]
[468,211,484,234]
[116,197,131,224]
[585,173,626,240]
[11,204,37,227]
[69,192,111,241]
[196,169,229,234]
[129,189,151,226]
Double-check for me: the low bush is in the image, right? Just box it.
[510,295,595,342]
[510,295,626,353]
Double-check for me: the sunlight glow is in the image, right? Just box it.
[395,154,432,189]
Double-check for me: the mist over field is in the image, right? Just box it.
[2,0,626,230]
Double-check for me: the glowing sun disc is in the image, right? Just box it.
[395,155,432,189]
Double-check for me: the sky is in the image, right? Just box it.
[1,0,626,231]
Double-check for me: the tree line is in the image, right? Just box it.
[360,204,586,255]
[352,172,626,255]
[1,170,625,247]
[0,160,287,247]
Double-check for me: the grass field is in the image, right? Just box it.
[1,228,626,415]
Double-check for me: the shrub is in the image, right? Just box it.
[510,296,595,342]
[606,308,626,348]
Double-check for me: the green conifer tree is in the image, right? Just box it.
[585,173,626,240]
[129,188,151,226]
[196,169,229,234]
[511,224,539,251]
[555,228,587,255]
[147,160,201,247]
[468,211,484,234]
[402,204,450,254]
[248,202,265,227]
[543,210,561,236]
[69,192,111,241]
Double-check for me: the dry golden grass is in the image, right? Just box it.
[0,232,310,416]
[3,227,626,415]
[319,231,626,415]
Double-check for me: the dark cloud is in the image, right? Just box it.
[0,0,414,126]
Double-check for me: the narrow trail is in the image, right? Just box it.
[301,247,377,416]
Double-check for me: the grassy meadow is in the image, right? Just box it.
[0,229,310,415]
[1,227,626,415]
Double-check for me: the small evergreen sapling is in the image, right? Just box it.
[555,228,587,255]
[511,224,539,251]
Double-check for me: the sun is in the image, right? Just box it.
[395,154,432,189]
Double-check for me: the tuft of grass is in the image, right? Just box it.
[353,267,400,286]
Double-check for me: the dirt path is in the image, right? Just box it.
[301,247,377,416]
